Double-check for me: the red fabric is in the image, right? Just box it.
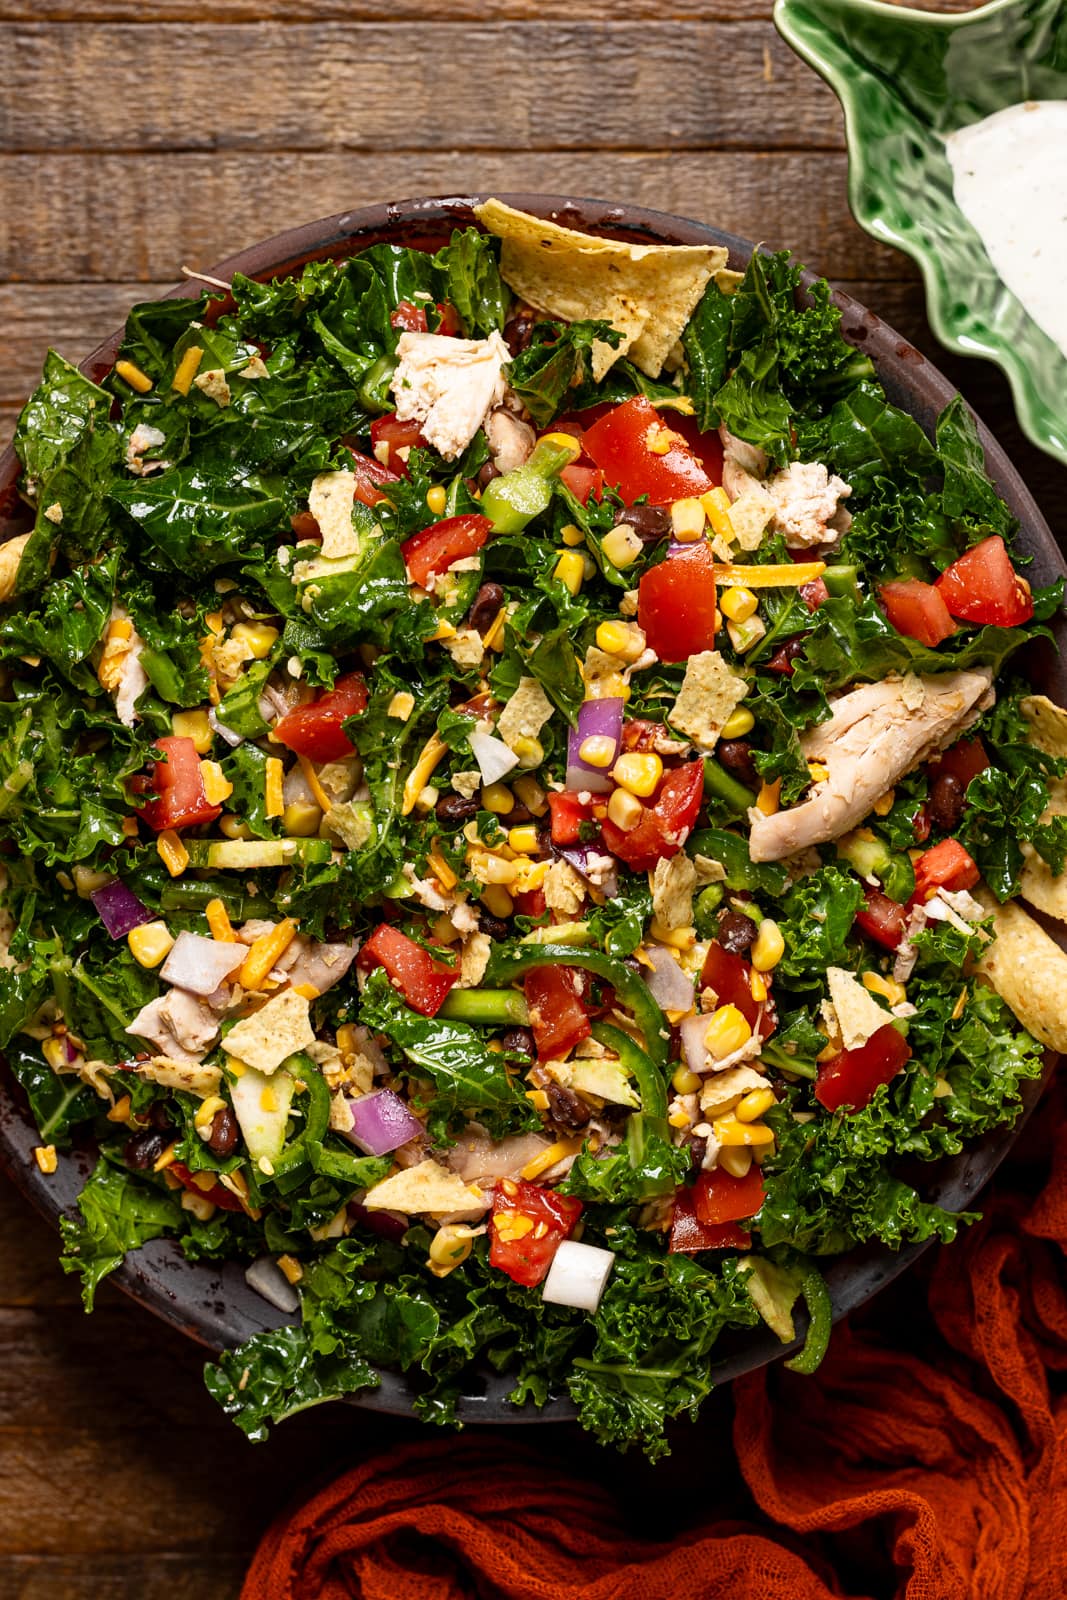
[242,1078,1067,1600]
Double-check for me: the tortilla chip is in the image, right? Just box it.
[1019,776,1067,922]
[975,888,1067,1052]
[1022,693,1067,757]
[475,198,726,380]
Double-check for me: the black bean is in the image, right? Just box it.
[717,738,760,790]
[468,581,504,635]
[480,913,511,940]
[435,793,479,825]
[505,802,532,826]
[477,461,500,488]
[927,771,966,834]
[148,1100,174,1131]
[500,1026,535,1059]
[207,1107,239,1159]
[717,909,758,955]
[686,1136,709,1171]
[766,636,808,675]
[124,1129,171,1170]
[616,503,671,542]
[545,1082,592,1130]
[504,307,537,356]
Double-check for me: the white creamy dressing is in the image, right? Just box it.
[944,101,1067,359]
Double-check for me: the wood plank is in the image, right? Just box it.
[0,1555,247,1600]
[0,150,908,289]
[0,22,840,153]
[0,0,985,20]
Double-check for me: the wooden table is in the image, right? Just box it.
[0,2,1062,1594]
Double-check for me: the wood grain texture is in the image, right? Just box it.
[2,22,840,152]
[0,0,987,19]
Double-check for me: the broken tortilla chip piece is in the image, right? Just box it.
[1019,777,1067,922]
[1022,693,1067,757]
[975,887,1067,1053]
[474,198,727,381]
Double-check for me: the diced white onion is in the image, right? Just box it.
[159,931,246,995]
[541,1240,614,1312]
[643,946,695,1013]
[680,1013,712,1076]
[209,708,244,747]
[244,1256,299,1314]
[470,729,519,786]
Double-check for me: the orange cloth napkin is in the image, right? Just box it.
[242,1077,1067,1600]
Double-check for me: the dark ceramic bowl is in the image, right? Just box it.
[0,195,1063,1424]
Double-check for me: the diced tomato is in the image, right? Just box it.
[273,671,368,764]
[400,514,492,589]
[934,535,1034,627]
[661,411,725,485]
[815,1023,912,1113]
[800,576,830,613]
[168,1162,245,1213]
[547,791,596,846]
[370,413,428,476]
[524,965,591,1060]
[854,886,908,950]
[669,1187,750,1253]
[582,397,714,506]
[880,578,957,647]
[344,445,403,508]
[289,510,322,541]
[434,302,462,337]
[638,543,718,663]
[359,924,457,1018]
[560,462,604,505]
[931,736,989,791]
[913,837,980,898]
[512,887,547,919]
[620,719,666,752]
[133,736,221,833]
[699,939,774,1040]
[390,299,429,333]
[765,636,808,675]
[601,761,704,873]
[692,1163,766,1226]
[489,1178,583,1287]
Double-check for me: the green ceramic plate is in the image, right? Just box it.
[774,0,1067,465]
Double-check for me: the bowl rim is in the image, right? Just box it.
[772,0,1067,468]
[0,190,1063,1426]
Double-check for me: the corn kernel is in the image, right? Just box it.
[702,486,735,542]
[750,918,785,972]
[717,1144,752,1179]
[513,774,548,817]
[863,971,907,1007]
[726,614,767,653]
[219,815,252,840]
[201,760,233,806]
[283,800,323,837]
[611,752,663,798]
[128,920,175,968]
[514,857,550,893]
[736,1086,776,1123]
[114,358,153,393]
[32,1143,58,1175]
[481,782,514,815]
[511,735,543,769]
[426,485,448,516]
[601,524,643,569]
[156,830,189,877]
[670,497,706,542]
[171,707,213,754]
[480,883,515,918]
[540,431,582,462]
[578,734,617,769]
[672,1064,702,1095]
[668,1107,693,1129]
[427,1223,478,1276]
[719,585,758,623]
[807,761,830,785]
[872,788,896,817]
[713,1115,774,1148]
[194,1095,227,1132]
[645,422,677,455]
[264,756,285,818]
[594,623,642,667]
[507,825,540,855]
[704,1004,752,1060]
[172,345,204,396]
[719,707,753,741]
[560,523,586,547]
[755,779,781,816]
[553,550,585,596]
[230,621,279,660]
[469,849,518,885]
[749,970,768,1003]
[648,917,696,951]
[607,786,644,832]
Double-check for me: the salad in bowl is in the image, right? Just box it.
[1,197,1066,1460]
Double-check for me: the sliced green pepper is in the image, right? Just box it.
[438,988,531,1026]
[267,1053,332,1180]
[590,1020,668,1121]
[703,757,756,817]
[784,1267,833,1373]
[479,434,580,534]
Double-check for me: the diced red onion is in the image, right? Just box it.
[340,1088,424,1156]
[90,879,154,939]
[348,1202,409,1243]
[244,1255,299,1314]
[566,697,624,794]
[159,931,247,995]
[681,1013,712,1076]
[643,946,695,1013]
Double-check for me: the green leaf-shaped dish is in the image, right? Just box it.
[774,0,1067,464]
